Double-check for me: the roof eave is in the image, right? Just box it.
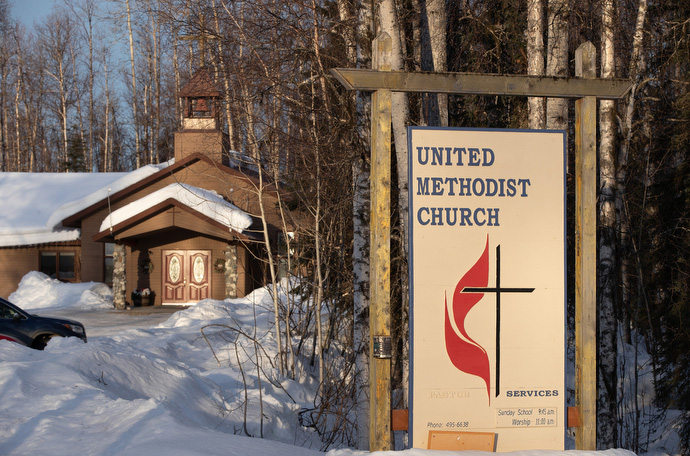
[93,198,249,243]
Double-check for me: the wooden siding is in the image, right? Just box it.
[167,159,284,226]
[81,158,284,234]
[0,244,81,299]
[122,232,251,305]
[78,157,284,283]
[114,207,236,241]
[74,161,273,305]
[81,212,108,283]
[0,248,39,298]
[64,153,285,305]
[174,131,226,164]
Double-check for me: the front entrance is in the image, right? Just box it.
[162,250,211,304]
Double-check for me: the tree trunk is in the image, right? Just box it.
[616,1,650,449]
[309,0,328,392]
[344,0,373,448]
[125,0,141,168]
[527,0,545,129]
[87,5,94,171]
[420,0,447,126]
[14,62,21,171]
[102,49,110,171]
[211,0,237,151]
[546,0,568,131]
[597,0,618,448]
[69,42,86,167]
[146,0,161,164]
[232,2,285,377]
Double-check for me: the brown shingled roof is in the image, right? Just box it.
[178,68,221,97]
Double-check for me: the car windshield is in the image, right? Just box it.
[0,299,23,319]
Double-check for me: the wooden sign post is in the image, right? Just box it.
[574,42,598,449]
[332,37,631,452]
[369,33,393,451]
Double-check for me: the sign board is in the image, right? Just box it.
[408,127,566,451]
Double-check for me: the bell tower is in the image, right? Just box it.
[174,68,228,164]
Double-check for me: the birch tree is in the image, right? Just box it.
[65,0,98,171]
[38,10,76,166]
[221,1,289,378]
[420,0,447,126]
[124,0,141,167]
[378,0,411,415]
[143,0,161,164]
[616,1,649,448]
[15,28,43,171]
[597,0,618,448]
[0,0,13,171]
[545,0,568,131]
[100,45,111,171]
[527,0,545,129]
[336,0,373,447]
[210,0,237,151]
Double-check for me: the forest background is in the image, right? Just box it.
[0,0,687,453]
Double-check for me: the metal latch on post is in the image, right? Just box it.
[373,335,392,359]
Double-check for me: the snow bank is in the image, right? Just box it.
[0,275,674,455]
[8,271,113,310]
[1,277,324,455]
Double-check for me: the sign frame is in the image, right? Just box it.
[408,126,568,451]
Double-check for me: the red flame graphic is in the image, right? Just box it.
[444,236,491,403]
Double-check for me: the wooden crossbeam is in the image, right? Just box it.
[330,68,631,99]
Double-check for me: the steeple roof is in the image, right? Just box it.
[178,68,221,98]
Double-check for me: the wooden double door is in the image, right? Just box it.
[162,250,211,304]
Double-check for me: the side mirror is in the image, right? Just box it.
[12,313,21,324]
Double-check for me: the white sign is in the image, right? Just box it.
[408,127,566,451]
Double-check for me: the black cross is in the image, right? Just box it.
[461,245,534,398]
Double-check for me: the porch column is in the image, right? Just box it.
[112,244,127,309]
[224,244,238,299]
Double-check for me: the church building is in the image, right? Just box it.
[0,69,291,308]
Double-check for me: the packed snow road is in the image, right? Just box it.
[47,306,186,338]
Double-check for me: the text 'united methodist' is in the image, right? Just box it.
[414,146,532,227]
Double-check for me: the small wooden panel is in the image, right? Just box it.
[391,409,409,431]
[428,431,497,451]
[567,406,581,428]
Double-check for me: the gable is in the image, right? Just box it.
[62,153,289,232]
[94,200,249,242]
[94,184,252,242]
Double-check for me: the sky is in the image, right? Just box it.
[1,271,669,455]
[10,0,57,26]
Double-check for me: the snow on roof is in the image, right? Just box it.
[0,162,171,247]
[46,162,171,229]
[99,183,253,235]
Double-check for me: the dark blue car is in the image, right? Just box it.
[0,297,87,349]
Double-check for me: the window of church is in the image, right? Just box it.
[39,251,76,281]
[104,243,115,284]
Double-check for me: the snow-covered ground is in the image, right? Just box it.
[0,272,664,455]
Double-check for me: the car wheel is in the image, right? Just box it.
[32,334,54,350]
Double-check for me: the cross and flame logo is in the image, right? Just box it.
[444,235,534,405]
